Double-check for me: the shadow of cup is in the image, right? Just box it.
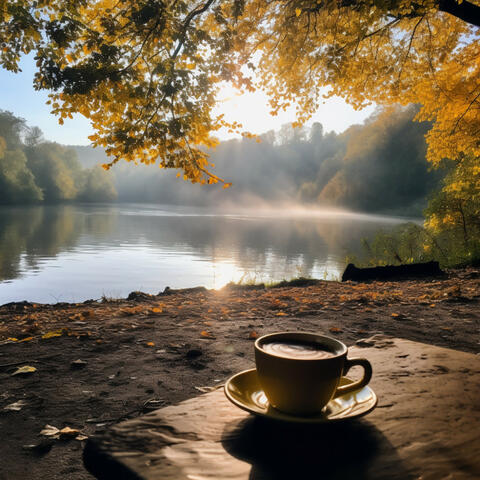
[221,416,411,480]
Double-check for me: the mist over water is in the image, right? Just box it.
[0,204,416,304]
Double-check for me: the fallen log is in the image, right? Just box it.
[342,261,444,282]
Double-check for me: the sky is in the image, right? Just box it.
[0,55,375,145]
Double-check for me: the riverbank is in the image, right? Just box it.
[1,268,479,479]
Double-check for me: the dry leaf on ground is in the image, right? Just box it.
[200,330,215,339]
[42,329,64,339]
[40,425,60,437]
[4,400,27,411]
[59,427,80,439]
[329,327,343,334]
[12,365,37,376]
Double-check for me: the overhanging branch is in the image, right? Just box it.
[438,0,480,27]
[298,0,480,28]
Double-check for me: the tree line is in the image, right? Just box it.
[70,105,439,215]
[1,106,440,213]
[0,110,116,204]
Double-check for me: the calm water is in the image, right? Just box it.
[0,204,415,304]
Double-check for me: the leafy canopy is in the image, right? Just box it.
[1,0,479,184]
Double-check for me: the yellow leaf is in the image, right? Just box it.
[12,365,37,376]
[146,341,155,346]
[295,8,302,17]
[42,329,64,339]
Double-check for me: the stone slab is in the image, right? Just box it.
[84,336,480,479]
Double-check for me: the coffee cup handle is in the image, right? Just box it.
[335,358,372,397]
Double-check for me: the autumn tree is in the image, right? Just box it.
[424,156,480,260]
[0,0,478,187]
[0,111,43,203]
[0,110,118,203]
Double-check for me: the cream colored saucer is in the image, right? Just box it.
[224,369,377,423]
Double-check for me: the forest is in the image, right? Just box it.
[1,105,440,214]
[0,110,116,204]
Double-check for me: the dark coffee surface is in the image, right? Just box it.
[261,341,335,359]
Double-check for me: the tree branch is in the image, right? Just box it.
[171,0,216,60]
[438,0,480,28]
[299,0,480,28]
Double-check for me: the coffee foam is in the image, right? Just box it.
[261,341,335,359]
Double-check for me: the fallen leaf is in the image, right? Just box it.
[18,336,34,343]
[200,330,215,339]
[391,313,399,317]
[329,327,343,334]
[12,365,37,376]
[75,434,88,441]
[4,400,27,411]
[40,425,60,437]
[59,427,80,439]
[146,341,155,347]
[248,330,259,340]
[275,311,287,316]
[151,307,163,313]
[42,329,64,339]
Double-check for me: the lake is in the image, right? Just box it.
[0,204,416,304]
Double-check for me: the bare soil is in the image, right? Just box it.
[0,269,479,480]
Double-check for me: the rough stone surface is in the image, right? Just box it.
[84,336,480,480]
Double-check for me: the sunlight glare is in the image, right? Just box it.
[211,260,246,288]
[213,82,375,141]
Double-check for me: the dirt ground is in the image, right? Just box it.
[0,269,479,480]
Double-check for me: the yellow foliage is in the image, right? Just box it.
[0,0,479,186]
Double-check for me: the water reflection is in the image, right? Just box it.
[0,204,411,304]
